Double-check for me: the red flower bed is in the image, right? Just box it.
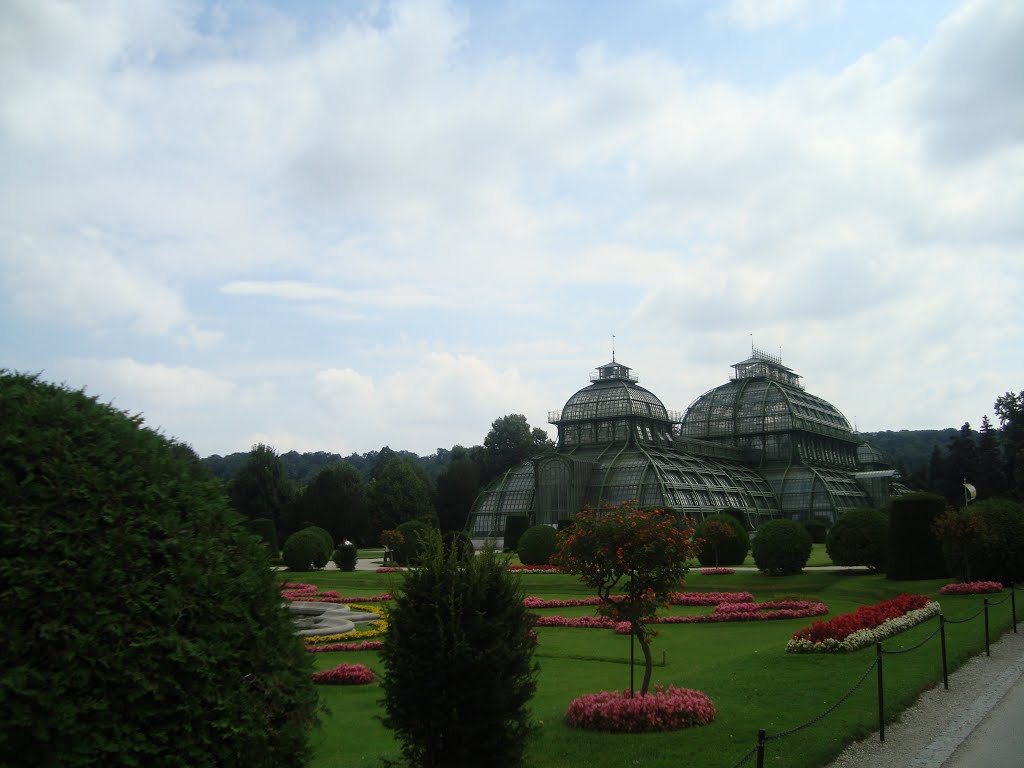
[306,641,384,653]
[311,663,374,685]
[939,581,1003,595]
[565,685,716,732]
[791,593,930,645]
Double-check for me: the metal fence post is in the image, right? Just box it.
[630,631,635,697]
[984,598,991,656]
[1012,583,1017,633]
[940,614,949,690]
[876,641,885,742]
[756,728,766,768]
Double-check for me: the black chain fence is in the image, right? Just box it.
[725,584,1021,767]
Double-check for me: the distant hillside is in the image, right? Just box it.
[858,428,958,474]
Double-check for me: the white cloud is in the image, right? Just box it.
[720,0,843,30]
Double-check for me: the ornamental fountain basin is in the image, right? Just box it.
[286,601,380,637]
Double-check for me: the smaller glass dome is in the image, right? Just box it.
[555,361,671,422]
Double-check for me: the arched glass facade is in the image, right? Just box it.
[466,350,907,542]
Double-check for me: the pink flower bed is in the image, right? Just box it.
[699,568,736,575]
[533,599,826,631]
[523,591,754,609]
[565,685,716,732]
[375,567,403,573]
[939,581,1003,595]
[306,641,384,653]
[311,663,375,685]
[280,582,392,603]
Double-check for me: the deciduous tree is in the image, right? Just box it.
[552,501,696,695]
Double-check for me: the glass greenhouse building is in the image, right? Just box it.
[466,349,908,543]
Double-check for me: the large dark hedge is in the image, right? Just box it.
[751,519,812,576]
[0,372,318,768]
[888,492,947,580]
[695,513,750,567]
[516,524,558,566]
[956,499,1024,584]
[380,532,538,768]
[826,508,889,571]
[503,515,530,551]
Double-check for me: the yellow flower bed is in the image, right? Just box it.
[304,604,389,645]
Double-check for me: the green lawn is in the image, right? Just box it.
[286,564,1018,768]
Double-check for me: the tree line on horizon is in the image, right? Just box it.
[204,414,553,547]
[204,391,1024,546]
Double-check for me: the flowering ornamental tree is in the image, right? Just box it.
[552,501,697,695]
[931,508,987,582]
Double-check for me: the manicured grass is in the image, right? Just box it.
[284,566,1019,768]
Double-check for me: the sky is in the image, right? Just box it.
[2,0,1022,459]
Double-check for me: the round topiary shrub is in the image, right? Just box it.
[517,524,558,566]
[826,508,889,571]
[0,372,318,768]
[298,524,335,567]
[333,543,358,571]
[282,529,332,571]
[695,514,750,567]
[752,519,813,576]
[888,492,947,580]
[394,519,436,565]
[441,530,475,562]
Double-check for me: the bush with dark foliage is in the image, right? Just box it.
[751,519,813,575]
[888,492,947,580]
[394,519,436,565]
[380,532,538,768]
[517,524,558,565]
[0,372,318,768]
[695,513,750,566]
[826,508,889,571]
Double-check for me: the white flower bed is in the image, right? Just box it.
[786,601,941,653]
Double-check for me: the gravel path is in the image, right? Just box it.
[824,622,1024,768]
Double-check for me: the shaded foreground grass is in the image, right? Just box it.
[287,566,1018,768]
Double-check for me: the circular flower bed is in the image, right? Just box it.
[311,662,375,685]
[939,581,1003,595]
[565,685,716,732]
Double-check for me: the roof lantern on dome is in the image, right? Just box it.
[731,346,804,390]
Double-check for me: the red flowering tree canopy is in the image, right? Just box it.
[552,501,697,695]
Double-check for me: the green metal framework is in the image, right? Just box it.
[466,349,907,540]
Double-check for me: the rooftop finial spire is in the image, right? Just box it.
[612,334,616,362]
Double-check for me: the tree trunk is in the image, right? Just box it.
[637,625,654,695]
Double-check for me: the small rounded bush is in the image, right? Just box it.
[752,519,813,576]
[283,529,331,571]
[695,514,750,567]
[441,530,474,562]
[333,543,358,571]
[394,519,436,565]
[826,508,888,571]
[0,372,318,767]
[517,524,558,566]
[299,525,335,567]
